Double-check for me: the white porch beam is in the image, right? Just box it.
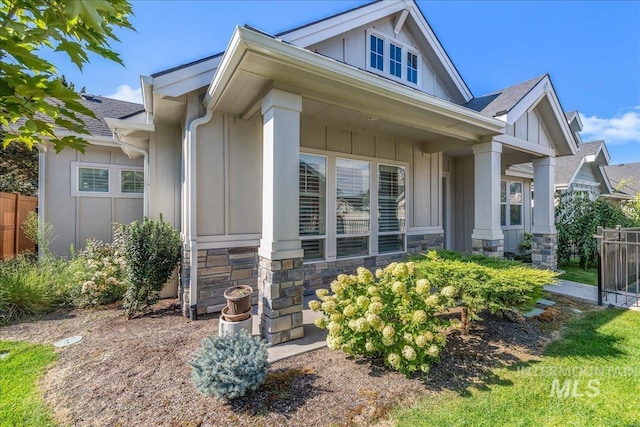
[258,88,304,261]
[532,156,556,235]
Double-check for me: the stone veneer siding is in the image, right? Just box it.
[258,256,305,345]
[531,233,557,270]
[472,238,504,258]
[180,246,258,316]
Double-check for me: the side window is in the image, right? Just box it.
[121,170,144,193]
[78,167,109,193]
[370,34,384,71]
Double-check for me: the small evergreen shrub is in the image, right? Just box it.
[72,233,127,307]
[309,263,450,376]
[121,216,181,318]
[190,331,270,399]
[415,251,558,333]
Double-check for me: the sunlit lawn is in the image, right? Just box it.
[559,258,597,286]
[0,340,57,427]
[392,309,640,426]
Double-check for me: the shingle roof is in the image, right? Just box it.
[602,163,640,196]
[78,94,144,137]
[464,74,546,117]
[554,140,604,186]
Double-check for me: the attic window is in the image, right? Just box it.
[366,29,420,87]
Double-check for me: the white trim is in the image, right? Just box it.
[71,161,144,198]
[406,226,444,235]
[492,134,554,158]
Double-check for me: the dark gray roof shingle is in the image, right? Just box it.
[602,163,640,196]
[464,74,546,117]
[78,94,144,137]
[554,140,604,186]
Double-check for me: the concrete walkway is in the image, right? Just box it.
[544,279,640,311]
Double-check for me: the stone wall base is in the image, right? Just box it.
[531,233,557,270]
[472,238,504,258]
[258,256,304,345]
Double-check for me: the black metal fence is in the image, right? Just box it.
[596,226,640,308]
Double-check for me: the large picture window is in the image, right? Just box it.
[299,155,327,260]
[501,180,523,227]
[336,159,370,257]
[378,165,406,253]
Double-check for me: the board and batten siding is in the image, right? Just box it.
[509,109,552,147]
[43,146,143,256]
[306,15,454,102]
[149,124,181,229]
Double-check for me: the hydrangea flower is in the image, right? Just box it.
[316,288,330,299]
[416,278,431,295]
[440,285,457,298]
[375,268,384,279]
[343,304,357,317]
[314,317,327,329]
[328,322,343,335]
[420,364,430,373]
[330,313,344,323]
[331,280,346,295]
[368,301,383,314]
[393,263,409,278]
[414,334,427,348]
[427,344,440,357]
[366,313,380,328]
[402,345,417,361]
[406,262,415,275]
[403,333,413,343]
[392,281,406,294]
[382,337,394,346]
[308,300,321,312]
[412,310,427,324]
[321,300,337,314]
[355,317,370,332]
[367,285,379,296]
[357,267,374,283]
[356,295,370,309]
[365,340,376,353]
[387,353,401,368]
[382,325,395,339]
[425,294,440,307]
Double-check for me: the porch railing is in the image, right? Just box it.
[596,226,640,308]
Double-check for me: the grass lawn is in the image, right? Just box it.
[391,308,640,427]
[559,258,597,285]
[0,340,58,427]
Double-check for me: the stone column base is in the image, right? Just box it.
[472,238,504,258]
[258,256,305,345]
[531,233,557,269]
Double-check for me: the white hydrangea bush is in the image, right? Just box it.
[309,262,451,376]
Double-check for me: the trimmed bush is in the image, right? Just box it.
[309,263,450,376]
[415,251,559,333]
[190,331,270,399]
[121,216,181,318]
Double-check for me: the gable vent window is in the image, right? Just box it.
[366,29,420,87]
[390,44,402,78]
[370,34,384,71]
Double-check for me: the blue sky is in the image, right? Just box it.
[46,1,640,164]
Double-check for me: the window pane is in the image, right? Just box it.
[370,35,384,71]
[510,205,522,226]
[79,167,109,192]
[336,159,370,236]
[390,44,402,77]
[501,204,506,227]
[510,182,522,204]
[500,180,507,203]
[121,170,144,193]
[407,52,418,83]
[337,237,369,258]
[378,165,405,232]
[302,239,324,261]
[379,234,404,253]
[299,155,326,236]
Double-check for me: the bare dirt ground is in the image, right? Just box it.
[1,295,596,427]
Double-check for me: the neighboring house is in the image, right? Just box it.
[38,94,148,255]
[601,163,640,201]
[555,140,613,199]
[41,0,579,343]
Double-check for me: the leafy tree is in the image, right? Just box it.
[0,0,134,152]
[0,142,38,195]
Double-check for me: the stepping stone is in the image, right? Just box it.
[0,352,9,360]
[536,298,556,307]
[570,308,583,314]
[523,308,546,318]
[54,336,82,348]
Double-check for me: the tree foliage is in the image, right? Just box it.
[0,0,134,152]
[0,142,38,195]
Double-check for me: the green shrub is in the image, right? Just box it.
[309,263,450,376]
[71,234,127,307]
[0,255,77,324]
[415,251,558,334]
[121,216,181,318]
[190,331,270,399]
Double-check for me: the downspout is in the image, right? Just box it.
[186,109,214,320]
[112,135,150,217]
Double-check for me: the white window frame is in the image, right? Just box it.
[366,29,421,87]
[300,148,409,263]
[501,179,524,229]
[377,162,407,254]
[299,154,328,261]
[71,161,143,198]
[119,169,145,194]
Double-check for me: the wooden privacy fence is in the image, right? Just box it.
[0,192,38,260]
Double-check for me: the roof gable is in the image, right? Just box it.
[602,163,640,196]
[279,0,473,102]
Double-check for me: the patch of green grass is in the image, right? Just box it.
[559,258,597,285]
[391,309,640,426]
[0,340,58,427]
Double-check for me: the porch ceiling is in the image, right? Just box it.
[206,26,504,150]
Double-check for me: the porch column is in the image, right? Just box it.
[531,156,557,269]
[471,141,504,257]
[258,88,305,345]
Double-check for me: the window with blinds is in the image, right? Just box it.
[78,167,109,193]
[378,165,405,253]
[299,155,326,260]
[121,170,144,193]
[336,158,370,257]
